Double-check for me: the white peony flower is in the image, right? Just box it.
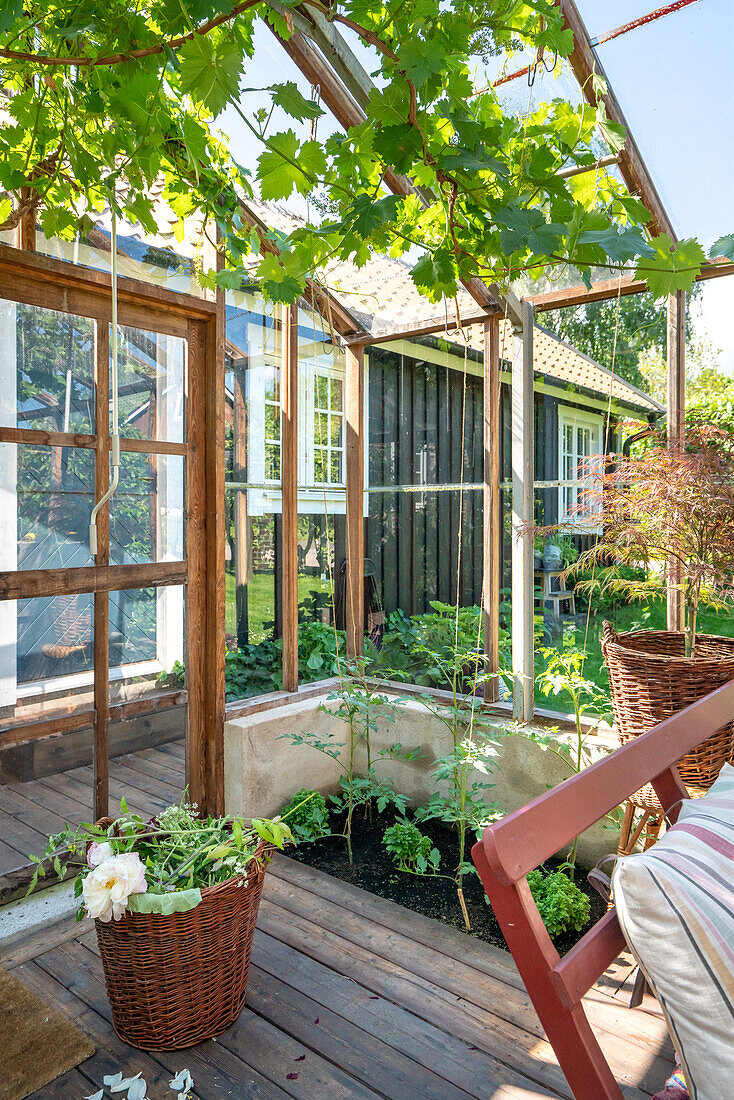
[87,840,114,868]
[83,852,148,922]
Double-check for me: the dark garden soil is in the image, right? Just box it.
[288,808,606,956]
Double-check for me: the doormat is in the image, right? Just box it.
[0,966,95,1100]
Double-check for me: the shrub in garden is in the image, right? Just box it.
[527,868,591,938]
[280,788,331,843]
[159,622,348,702]
[535,425,734,658]
[383,819,440,875]
[286,658,409,863]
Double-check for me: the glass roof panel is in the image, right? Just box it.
[575,0,734,246]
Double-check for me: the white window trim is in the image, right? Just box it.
[558,407,603,530]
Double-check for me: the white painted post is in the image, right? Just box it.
[0,301,17,711]
[511,300,534,722]
[156,333,185,673]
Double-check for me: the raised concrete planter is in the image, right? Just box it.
[224,693,617,868]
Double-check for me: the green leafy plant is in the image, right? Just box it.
[527,867,591,939]
[286,658,408,863]
[556,535,579,569]
[535,646,610,870]
[280,788,331,843]
[383,819,440,875]
[29,795,292,920]
[159,622,348,702]
[383,606,503,928]
[537,426,734,658]
[373,601,509,690]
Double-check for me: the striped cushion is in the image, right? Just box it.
[613,763,734,1100]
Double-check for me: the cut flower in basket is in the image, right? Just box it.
[26,792,295,922]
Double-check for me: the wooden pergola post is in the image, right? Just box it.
[483,316,500,703]
[511,301,535,722]
[93,323,110,820]
[345,343,365,657]
[667,289,685,633]
[281,303,299,692]
[233,356,250,648]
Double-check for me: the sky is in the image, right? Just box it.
[217,1,734,374]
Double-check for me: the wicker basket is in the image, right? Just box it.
[601,622,734,789]
[92,821,272,1050]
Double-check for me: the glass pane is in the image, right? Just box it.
[315,374,329,409]
[367,341,486,677]
[110,453,185,565]
[16,592,94,687]
[314,412,329,447]
[117,327,185,443]
[0,300,94,433]
[297,513,343,683]
[0,592,95,876]
[35,227,205,298]
[265,444,281,482]
[1,443,94,571]
[330,377,343,412]
[106,584,186,817]
[223,290,282,700]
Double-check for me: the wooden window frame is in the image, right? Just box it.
[0,244,223,825]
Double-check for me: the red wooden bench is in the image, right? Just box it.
[472,678,734,1100]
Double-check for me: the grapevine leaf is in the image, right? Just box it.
[710,234,734,262]
[410,247,459,303]
[179,34,243,117]
[257,131,324,200]
[270,82,323,122]
[578,226,655,265]
[635,234,706,299]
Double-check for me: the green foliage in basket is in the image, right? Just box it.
[280,788,331,843]
[526,867,591,939]
[27,794,293,923]
[383,819,440,875]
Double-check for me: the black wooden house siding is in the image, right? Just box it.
[367,344,605,617]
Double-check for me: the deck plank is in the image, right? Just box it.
[3,790,674,1100]
[263,864,673,1096]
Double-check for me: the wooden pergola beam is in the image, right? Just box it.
[561,0,676,241]
[527,259,734,313]
[343,307,498,347]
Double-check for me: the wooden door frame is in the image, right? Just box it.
[0,245,224,830]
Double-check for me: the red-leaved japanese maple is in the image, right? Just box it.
[536,425,734,658]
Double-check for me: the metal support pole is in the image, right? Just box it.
[666,289,685,633]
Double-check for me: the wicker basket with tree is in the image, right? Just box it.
[536,424,734,790]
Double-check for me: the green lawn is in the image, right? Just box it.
[225,570,334,642]
[538,600,734,715]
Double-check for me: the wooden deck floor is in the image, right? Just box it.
[3,853,675,1100]
[0,740,186,876]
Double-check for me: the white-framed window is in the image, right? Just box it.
[558,408,603,525]
[311,368,345,486]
